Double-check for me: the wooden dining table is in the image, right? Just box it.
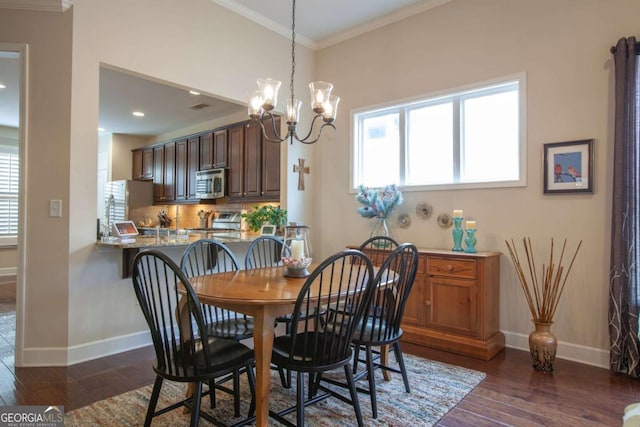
[185,263,387,427]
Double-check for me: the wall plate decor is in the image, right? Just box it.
[416,202,433,219]
[437,213,453,228]
[543,139,594,194]
[398,213,411,228]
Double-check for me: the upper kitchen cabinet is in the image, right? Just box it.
[261,119,281,198]
[152,142,176,203]
[199,129,228,170]
[132,147,153,180]
[187,136,199,200]
[175,137,200,202]
[227,124,244,198]
[175,139,187,201]
[228,118,281,202]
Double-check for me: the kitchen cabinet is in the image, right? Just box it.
[187,136,199,200]
[163,141,176,201]
[227,124,244,198]
[152,145,164,201]
[243,120,262,198]
[228,118,280,202]
[199,132,213,170]
[152,142,176,203]
[261,122,281,198]
[213,129,228,168]
[134,117,280,204]
[132,147,153,180]
[360,247,504,360]
[175,139,188,201]
[199,129,228,170]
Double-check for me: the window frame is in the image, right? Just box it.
[350,73,527,192]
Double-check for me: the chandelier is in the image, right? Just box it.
[247,0,340,144]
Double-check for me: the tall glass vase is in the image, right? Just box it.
[370,217,391,239]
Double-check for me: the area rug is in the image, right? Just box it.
[65,353,485,426]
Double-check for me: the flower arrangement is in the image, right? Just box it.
[356,184,403,219]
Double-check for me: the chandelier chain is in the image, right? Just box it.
[290,0,296,106]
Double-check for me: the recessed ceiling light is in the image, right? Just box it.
[0,84,6,89]
[189,90,200,95]
[132,111,145,117]
[98,127,105,132]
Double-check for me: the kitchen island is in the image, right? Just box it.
[96,232,258,278]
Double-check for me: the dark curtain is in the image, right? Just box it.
[609,37,640,377]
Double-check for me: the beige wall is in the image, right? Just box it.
[65,0,313,364]
[0,9,73,364]
[315,0,640,366]
[2,0,635,367]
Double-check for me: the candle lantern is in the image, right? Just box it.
[281,225,312,277]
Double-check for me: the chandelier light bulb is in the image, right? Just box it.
[257,78,281,111]
[322,95,340,123]
[248,90,264,119]
[286,98,302,125]
[309,81,333,114]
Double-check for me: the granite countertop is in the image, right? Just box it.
[96,231,256,249]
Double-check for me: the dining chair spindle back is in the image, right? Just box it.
[269,249,375,427]
[131,250,256,427]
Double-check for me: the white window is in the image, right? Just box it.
[351,74,526,190]
[0,143,19,238]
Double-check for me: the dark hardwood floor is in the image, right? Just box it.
[0,281,637,426]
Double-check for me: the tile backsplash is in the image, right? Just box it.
[130,201,281,230]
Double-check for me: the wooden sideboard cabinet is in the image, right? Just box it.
[361,246,504,360]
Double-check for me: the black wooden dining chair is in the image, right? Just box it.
[244,235,314,389]
[325,243,419,419]
[244,235,307,335]
[269,249,375,427]
[181,238,254,341]
[131,250,256,427]
[181,239,254,416]
[244,235,284,270]
[358,235,399,266]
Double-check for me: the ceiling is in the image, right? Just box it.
[0,0,450,136]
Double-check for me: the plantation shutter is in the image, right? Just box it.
[0,148,19,236]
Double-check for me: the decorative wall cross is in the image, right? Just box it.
[293,158,310,191]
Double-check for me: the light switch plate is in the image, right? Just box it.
[49,199,62,218]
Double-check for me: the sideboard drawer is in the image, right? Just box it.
[427,257,476,279]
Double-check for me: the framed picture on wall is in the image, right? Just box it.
[543,139,594,194]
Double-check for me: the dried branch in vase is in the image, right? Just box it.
[505,237,582,324]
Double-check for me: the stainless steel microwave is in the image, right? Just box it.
[195,168,226,199]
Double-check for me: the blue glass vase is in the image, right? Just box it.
[452,217,464,251]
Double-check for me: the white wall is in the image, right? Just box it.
[315,0,640,367]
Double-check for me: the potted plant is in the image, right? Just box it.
[242,205,288,233]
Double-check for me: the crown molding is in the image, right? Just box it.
[210,0,316,50]
[317,0,451,49]
[0,0,72,12]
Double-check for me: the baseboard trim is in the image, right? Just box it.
[20,331,152,367]
[22,329,610,369]
[0,267,16,283]
[503,330,609,369]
